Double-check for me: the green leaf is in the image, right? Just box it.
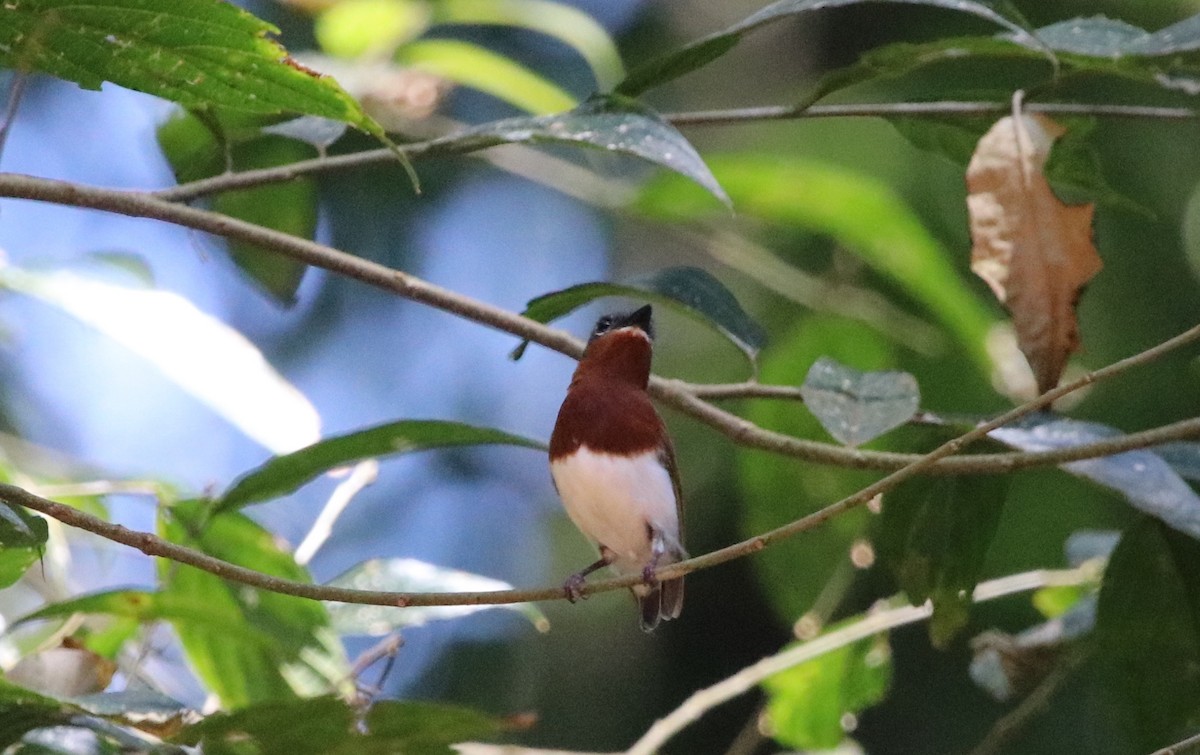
[511,266,765,366]
[615,0,1046,96]
[315,0,431,58]
[763,630,891,750]
[877,475,1008,646]
[0,0,377,131]
[1035,14,1200,57]
[437,94,730,207]
[157,110,318,304]
[398,39,576,115]
[219,420,544,511]
[327,558,549,634]
[158,502,349,708]
[176,696,505,754]
[0,501,47,589]
[1097,518,1200,750]
[739,316,894,622]
[1156,442,1200,483]
[0,266,321,455]
[13,588,246,630]
[636,155,996,374]
[432,0,625,91]
[990,415,1200,540]
[799,357,919,447]
[0,679,70,746]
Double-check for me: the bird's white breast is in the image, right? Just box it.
[550,447,680,574]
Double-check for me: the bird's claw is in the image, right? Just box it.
[641,563,659,586]
[563,573,588,603]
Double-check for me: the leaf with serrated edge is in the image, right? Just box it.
[800,356,919,447]
[511,266,764,365]
[327,558,549,634]
[966,111,1102,393]
[0,0,375,130]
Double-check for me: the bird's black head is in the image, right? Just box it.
[590,304,654,343]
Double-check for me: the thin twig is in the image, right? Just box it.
[0,73,28,164]
[0,173,1196,476]
[3,325,1196,609]
[626,568,1092,755]
[1149,729,1200,755]
[143,101,1200,203]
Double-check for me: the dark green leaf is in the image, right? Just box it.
[990,415,1200,540]
[328,558,548,635]
[635,156,996,373]
[176,696,506,754]
[800,357,919,446]
[436,94,729,206]
[763,631,891,750]
[158,111,316,304]
[511,266,766,366]
[616,0,1046,96]
[0,679,70,747]
[0,0,376,130]
[739,316,895,622]
[0,501,47,589]
[158,502,349,707]
[219,420,544,511]
[877,475,1008,646]
[1097,519,1200,750]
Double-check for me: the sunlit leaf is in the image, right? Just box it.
[1035,14,1200,57]
[966,111,1102,392]
[1,0,378,131]
[0,266,321,455]
[877,475,1008,646]
[800,357,919,446]
[763,630,891,750]
[315,0,431,58]
[398,39,576,115]
[511,266,765,366]
[438,94,729,206]
[0,499,47,589]
[219,420,544,511]
[432,0,624,91]
[1097,519,1200,750]
[327,558,549,634]
[1156,442,1200,483]
[14,588,245,630]
[158,502,349,708]
[616,0,1045,96]
[636,156,996,373]
[990,415,1200,540]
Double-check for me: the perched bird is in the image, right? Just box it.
[549,304,686,631]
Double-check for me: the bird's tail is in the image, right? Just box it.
[636,544,685,633]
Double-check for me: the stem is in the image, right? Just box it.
[626,568,1091,755]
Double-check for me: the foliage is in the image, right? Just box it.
[1,0,1199,753]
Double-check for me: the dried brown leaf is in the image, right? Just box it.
[966,112,1102,393]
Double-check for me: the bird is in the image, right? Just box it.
[548,304,685,631]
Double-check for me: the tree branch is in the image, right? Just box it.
[1,173,1196,478]
[3,322,1196,610]
[626,567,1093,755]
[146,101,1200,203]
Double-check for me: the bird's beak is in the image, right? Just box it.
[624,304,653,333]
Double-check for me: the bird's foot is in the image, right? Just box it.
[563,572,589,603]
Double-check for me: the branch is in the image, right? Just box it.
[1,173,1196,476]
[3,322,1196,610]
[147,101,1200,203]
[625,567,1093,755]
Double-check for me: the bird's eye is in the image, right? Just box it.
[592,315,615,337]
